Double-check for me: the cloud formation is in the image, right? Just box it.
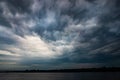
[0,0,120,70]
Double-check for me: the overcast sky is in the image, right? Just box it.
[0,0,120,70]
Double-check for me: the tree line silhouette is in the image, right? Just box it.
[1,67,120,73]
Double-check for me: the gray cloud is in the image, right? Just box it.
[0,0,120,70]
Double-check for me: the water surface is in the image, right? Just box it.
[0,72,120,80]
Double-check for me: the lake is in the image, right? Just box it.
[0,72,120,80]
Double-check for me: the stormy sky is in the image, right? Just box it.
[0,0,120,70]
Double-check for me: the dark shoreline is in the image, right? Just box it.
[1,67,120,73]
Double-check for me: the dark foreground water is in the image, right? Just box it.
[0,72,120,80]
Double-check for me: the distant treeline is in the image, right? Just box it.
[1,67,120,73]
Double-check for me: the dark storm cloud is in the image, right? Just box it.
[0,0,32,13]
[0,0,120,70]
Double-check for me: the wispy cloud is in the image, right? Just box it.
[0,0,120,70]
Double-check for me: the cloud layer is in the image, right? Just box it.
[0,0,120,70]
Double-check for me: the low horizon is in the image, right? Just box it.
[0,67,120,71]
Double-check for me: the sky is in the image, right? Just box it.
[0,0,120,70]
